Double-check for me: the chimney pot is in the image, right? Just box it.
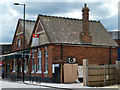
[85,3,87,7]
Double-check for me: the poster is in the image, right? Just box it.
[32,33,39,46]
[78,66,83,78]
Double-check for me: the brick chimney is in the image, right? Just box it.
[80,3,92,44]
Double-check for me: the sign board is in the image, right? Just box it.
[32,34,39,46]
[52,64,59,73]
[78,66,83,78]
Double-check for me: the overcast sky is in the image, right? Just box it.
[0,0,119,44]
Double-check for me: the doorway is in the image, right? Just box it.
[6,64,10,78]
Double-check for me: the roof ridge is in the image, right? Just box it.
[38,14,100,22]
[19,18,36,22]
[38,14,82,21]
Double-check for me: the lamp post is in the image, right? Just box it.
[118,30,120,61]
[14,3,26,82]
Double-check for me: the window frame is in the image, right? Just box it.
[12,59,16,73]
[36,51,42,73]
[31,50,35,73]
[24,58,27,73]
[44,47,48,74]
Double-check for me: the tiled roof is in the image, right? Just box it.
[19,19,36,44]
[38,14,118,47]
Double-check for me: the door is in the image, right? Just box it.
[6,65,10,78]
[52,64,61,83]
[17,60,21,78]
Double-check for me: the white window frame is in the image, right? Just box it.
[31,50,35,73]
[12,59,16,73]
[24,59,27,73]
[44,47,48,74]
[36,51,42,73]
[21,66,22,72]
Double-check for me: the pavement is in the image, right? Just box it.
[23,81,90,89]
[1,79,119,89]
[23,81,119,89]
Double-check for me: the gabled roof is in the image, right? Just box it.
[18,19,36,44]
[38,14,118,47]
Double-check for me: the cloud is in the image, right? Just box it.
[0,1,119,43]
[1,2,21,43]
[88,1,118,20]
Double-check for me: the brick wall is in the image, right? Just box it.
[51,44,117,65]
[11,34,28,52]
[30,46,52,78]
[9,44,117,79]
[29,44,117,78]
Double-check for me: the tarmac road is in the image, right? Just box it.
[0,80,119,90]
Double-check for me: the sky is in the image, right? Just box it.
[0,0,119,44]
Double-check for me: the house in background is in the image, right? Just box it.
[0,44,11,77]
[0,44,11,55]
[109,31,120,61]
[3,3,118,83]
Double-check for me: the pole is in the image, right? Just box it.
[14,3,26,82]
[118,31,120,61]
[118,31,119,44]
[22,4,25,82]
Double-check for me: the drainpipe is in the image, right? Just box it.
[61,44,63,60]
[109,46,112,64]
[60,44,63,83]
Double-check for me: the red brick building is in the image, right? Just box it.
[3,4,118,82]
[28,3,118,82]
[3,19,35,79]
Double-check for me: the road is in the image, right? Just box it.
[0,80,48,88]
[0,80,64,90]
[0,80,118,90]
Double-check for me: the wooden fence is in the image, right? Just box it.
[83,59,118,86]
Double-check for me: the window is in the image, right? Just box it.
[13,59,16,72]
[17,38,21,49]
[21,66,22,72]
[32,50,35,72]
[24,59,27,73]
[37,51,42,73]
[45,47,48,73]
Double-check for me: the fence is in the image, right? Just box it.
[83,59,120,86]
